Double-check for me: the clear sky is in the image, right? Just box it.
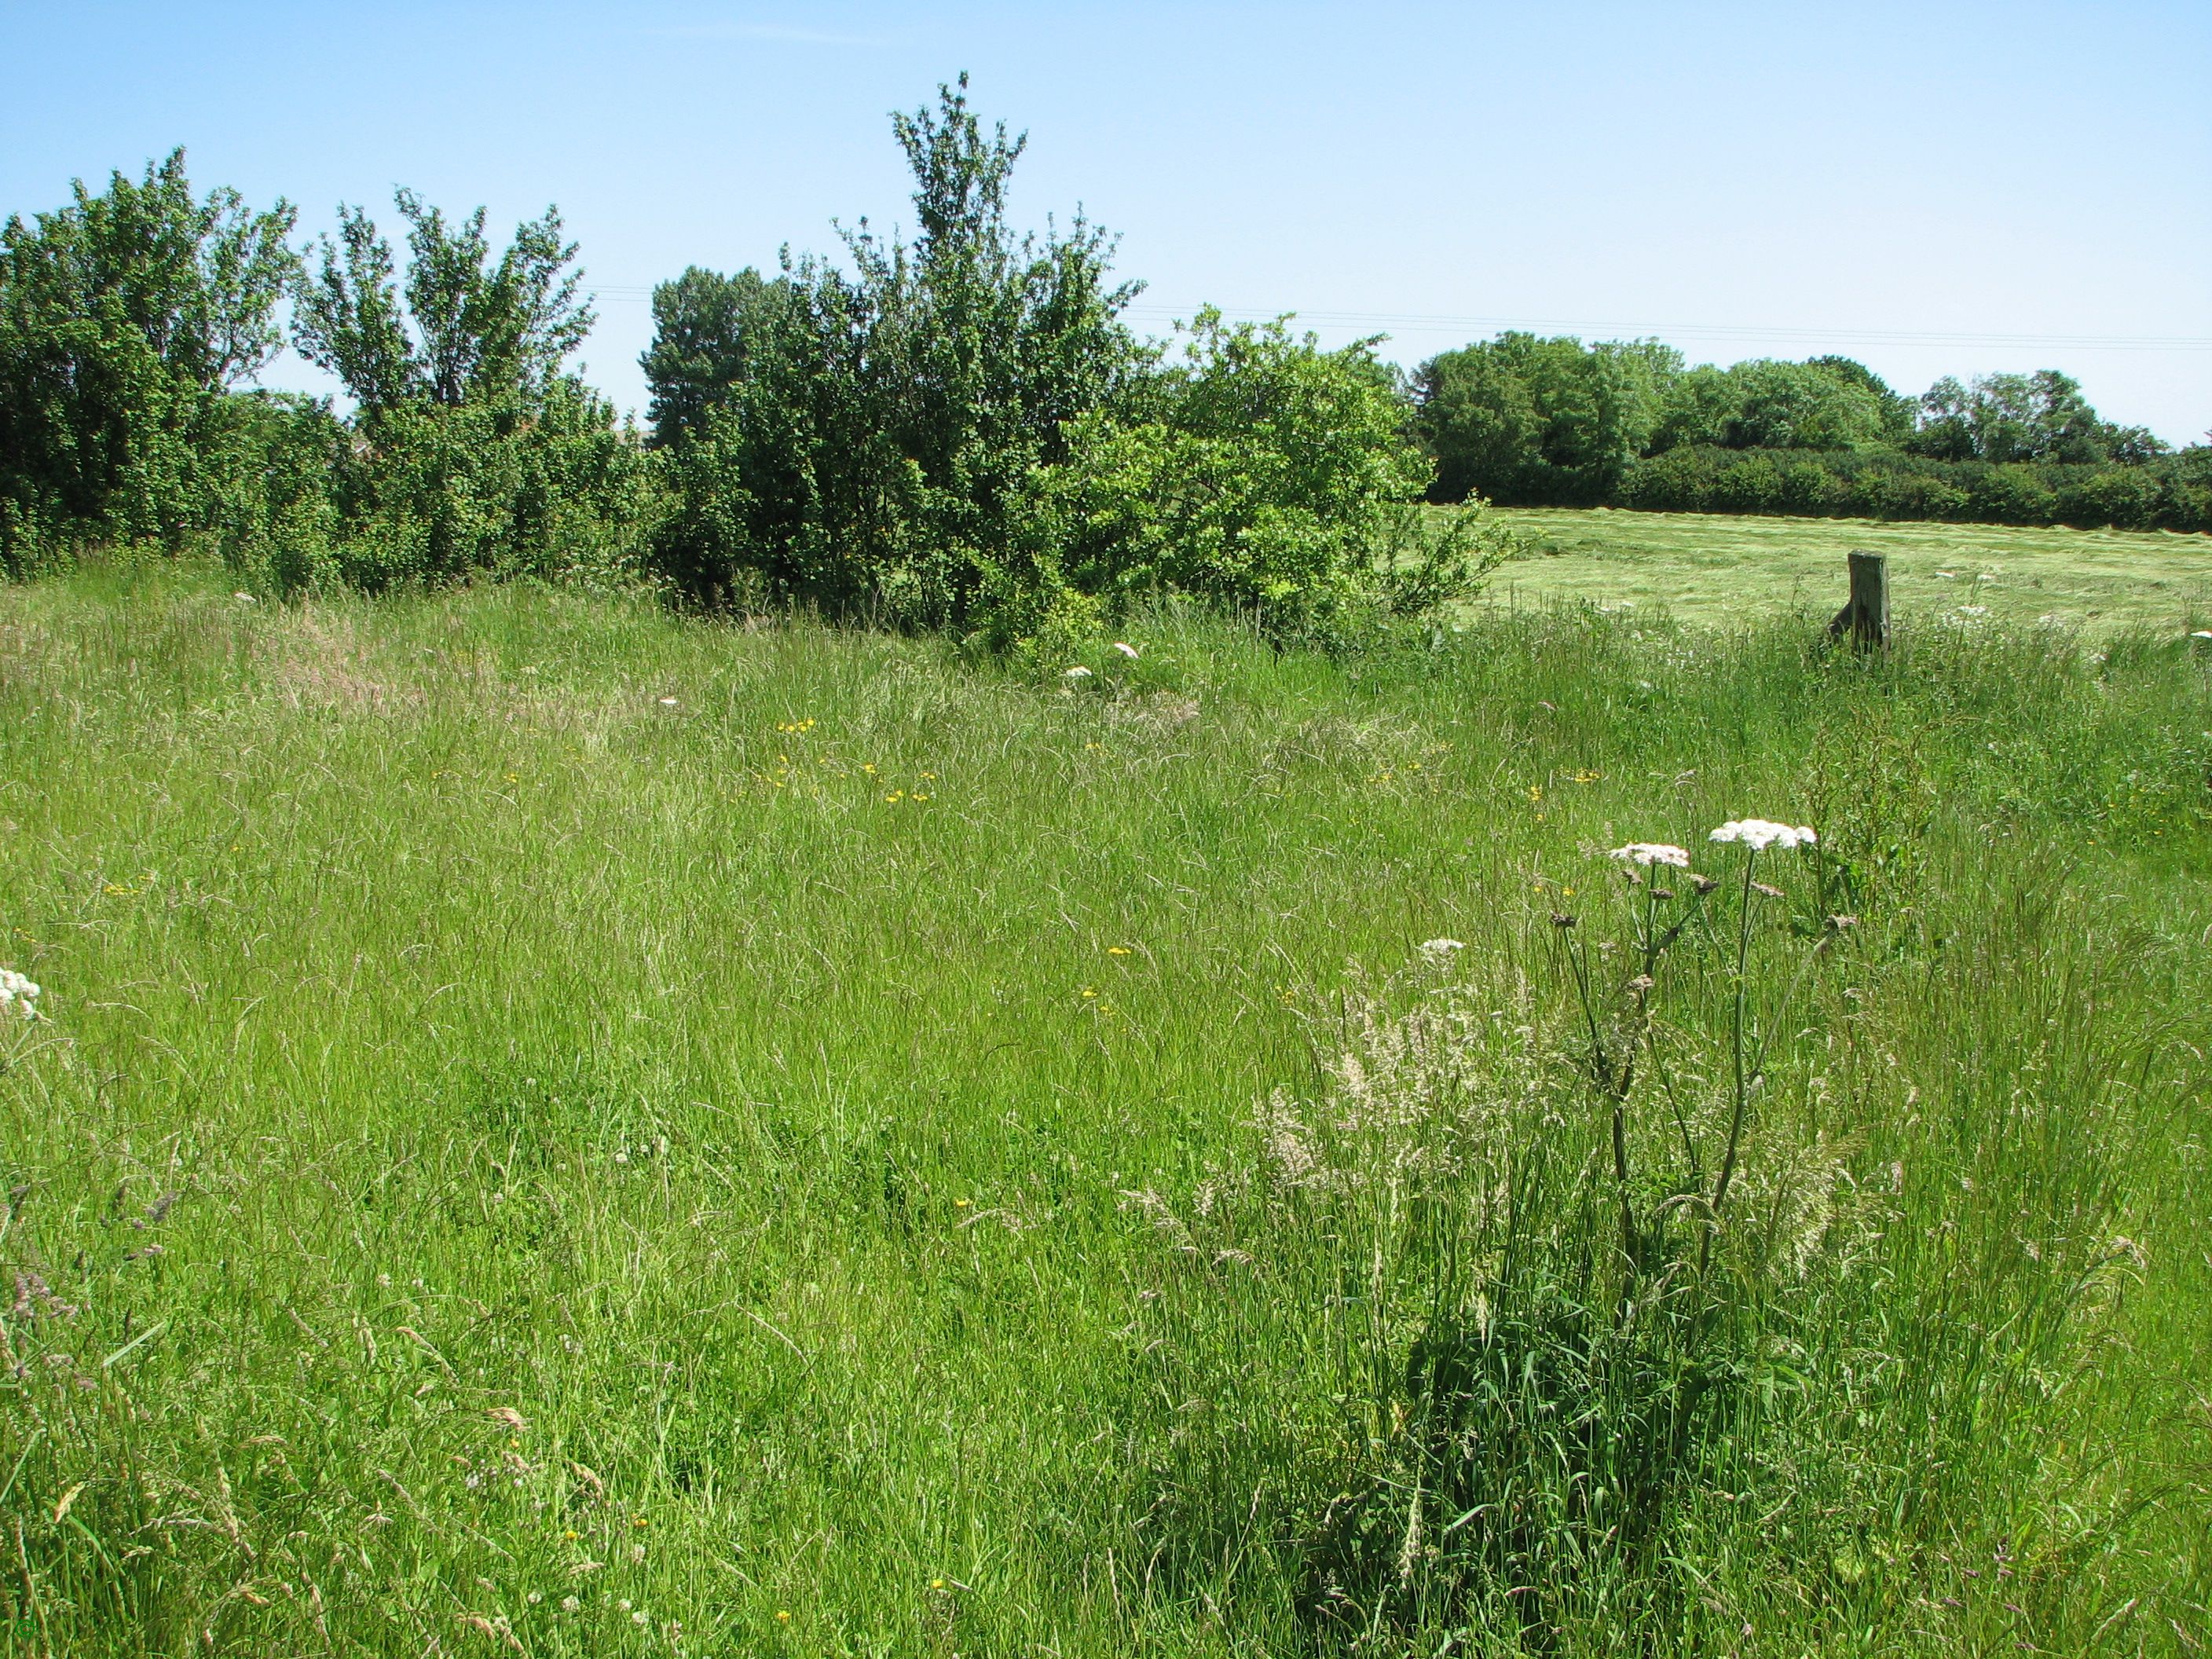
[4,1,2207,441]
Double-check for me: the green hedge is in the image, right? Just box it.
[1615,445,2212,532]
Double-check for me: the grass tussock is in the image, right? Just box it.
[1,565,2209,1654]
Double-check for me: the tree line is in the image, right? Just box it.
[0,81,1500,650]
[2,79,2204,651]
[1414,335,2209,529]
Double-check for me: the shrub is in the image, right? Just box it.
[2056,464,2163,530]
[1031,313,1510,645]
[1964,463,2060,525]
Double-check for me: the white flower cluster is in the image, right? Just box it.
[1609,842,1690,868]
[0,968,40,1020]
[1418,937,1466,959]
[1708,819,1817,851]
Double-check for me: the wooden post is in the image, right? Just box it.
[1828,551,1888,650]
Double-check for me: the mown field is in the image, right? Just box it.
[1491,508,2212,635]
[2,529,2210,1655]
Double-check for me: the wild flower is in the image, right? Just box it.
[1610,843,1690,868]
[1111,641,1140,658]
[1708,819,1816,851]
[658,696,680,707]
[0,968,40,1020]
[1418,937,1465,959]
[1064,665,1093,679]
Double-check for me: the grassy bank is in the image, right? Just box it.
[2,563,2209,1654]
[1492,507,2212,635]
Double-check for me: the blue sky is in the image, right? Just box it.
[4,1,2207,441]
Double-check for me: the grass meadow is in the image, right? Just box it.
[1492,508,2212,635]
[3,526,2211,1654]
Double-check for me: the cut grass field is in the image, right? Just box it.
[2,544,2210,1655]
[1490,507,2212,635]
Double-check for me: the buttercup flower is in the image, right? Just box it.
[1708,819,1817,852]
[1609,843,1690,868]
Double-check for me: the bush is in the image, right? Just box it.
[1030,312,1508,645]
[1963,463,2059,526]
[1613,444,2212,533]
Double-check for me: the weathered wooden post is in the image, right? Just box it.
[1828,551,1888,650]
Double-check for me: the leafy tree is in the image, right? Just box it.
[1806,356,1917,443]
[0,148,295,561]
[1651,358,1893,452]
[1908,370,2151,466]
[1415,334,1678,504]
[657,74,1148,628]
[640,266,782,448]
[276,190,650,591]
[291,192,593,419]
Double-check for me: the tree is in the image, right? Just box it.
[291,192,594,419]
[278,190,649,591]
[640,266,782,448]
[1651,359,1892,452]
[0,148,295,556]
[1805,356,1917,443]
[657,73,1148,626]
[1415,335,1679,504]
[1908,370,2140,466]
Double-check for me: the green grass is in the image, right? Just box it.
[2,555,2210,1654]
[1490,507,2212,635]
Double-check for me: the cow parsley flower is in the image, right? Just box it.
[0,969,39,1020]
[1418,937,1465,960]
[1609,842,1690,868]
[1064,665,1093,680]
[1708,819,1817,852]
[1111,642,1140,659]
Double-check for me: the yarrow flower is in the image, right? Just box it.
[1063,665,1093,680]
[1609,842,1690,868]
[1708,819,1817,852]
[0,969,39,1020]
[1418,937,1466,959]
[1111,641,1140,659]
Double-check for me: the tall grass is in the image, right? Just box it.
[1,564,2207,1654]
